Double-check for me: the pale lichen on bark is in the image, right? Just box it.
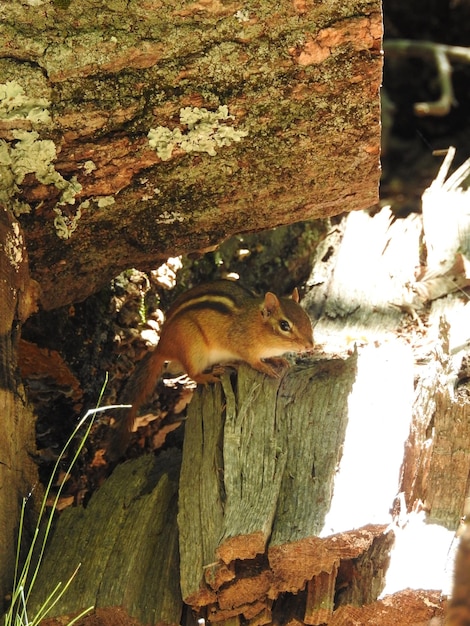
[148,105,248,160]
[0,80,84,237]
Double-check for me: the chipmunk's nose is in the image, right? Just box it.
[306,333,314,350]
[299,339,314,352]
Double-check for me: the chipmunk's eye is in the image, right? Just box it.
[279,319,291,332]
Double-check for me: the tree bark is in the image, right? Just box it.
[0,205,38,604]
[1,0,382,310]
[178,360,355,608]
[28,452,182,626]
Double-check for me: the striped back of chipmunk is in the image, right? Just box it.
[163,280,250,324]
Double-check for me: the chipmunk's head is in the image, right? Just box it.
[260,289,314,356]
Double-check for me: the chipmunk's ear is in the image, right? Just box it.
[291,287,299,303]
[262,292,280,317]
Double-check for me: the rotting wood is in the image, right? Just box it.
[397,152,470,530]
[268,525,391,600]
[217,570,273,611]
[178,357,388,616]
[329,589,446,625]
[0,205,38,603]
[334,530,395,606]
[400,304,470,529]
[304,567,338,626]
[246,606,272,626]
[17,339,83,412]
[28,452,183,626]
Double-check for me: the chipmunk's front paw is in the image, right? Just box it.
[265,357,289,371]
[251,357,289,379]
[193,365,225,385]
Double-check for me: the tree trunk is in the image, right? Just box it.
[1,0,382,310]
[0,206,38,604]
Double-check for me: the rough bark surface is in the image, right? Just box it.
[0,0,382,310]
[28,452,182,626]
[178,361,356,609]
[0,205,39,604]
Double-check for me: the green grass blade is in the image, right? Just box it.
[5,371,130,626]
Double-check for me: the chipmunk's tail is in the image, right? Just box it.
[107,350,166,461]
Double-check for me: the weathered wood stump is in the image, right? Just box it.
[28,452,182,626]
[178,360,358,619]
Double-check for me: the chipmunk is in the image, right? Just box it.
[109,279,314,459]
